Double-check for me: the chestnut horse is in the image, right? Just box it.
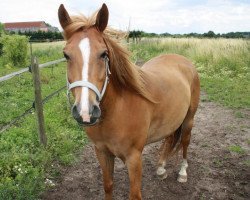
[58,3,200,200]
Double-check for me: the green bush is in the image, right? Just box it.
[0,34,28,68]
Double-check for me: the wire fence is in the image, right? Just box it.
[0,106,34,134]
[0,85,66,134]
[0,57,66,135]
[0,58,66,83]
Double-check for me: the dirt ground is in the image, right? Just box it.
[42,92,250,200]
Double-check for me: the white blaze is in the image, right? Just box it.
[79,38,90,122]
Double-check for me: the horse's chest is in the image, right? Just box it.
[86,130,125,157]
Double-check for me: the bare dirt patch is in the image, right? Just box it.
[42,92,250,200]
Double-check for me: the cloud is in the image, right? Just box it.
[0,0,69,26]
[164,1,250,33]
[0,0,249,33]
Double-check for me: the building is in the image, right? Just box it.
[3,21,59,33]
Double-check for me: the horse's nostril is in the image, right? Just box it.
[72,104,80,118]
[92,105,101,118]
[71,104,86,124]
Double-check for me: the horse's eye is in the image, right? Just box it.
[100,51,108,59]
[63,52,70,60]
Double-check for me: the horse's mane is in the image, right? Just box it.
[63,11,155,103]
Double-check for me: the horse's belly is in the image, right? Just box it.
[146,95,190,144]
[146,114,186,144]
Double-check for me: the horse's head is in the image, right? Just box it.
[58,4,110,126]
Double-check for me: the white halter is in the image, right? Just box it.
[67,56,111,104]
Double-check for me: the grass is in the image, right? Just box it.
[31,41,65,63]
[228,145,245,154]
[0,41,87,199]
[235,111,245,118]
[213,158,223,168]
[243,160,250,166]
[129,38,250,108]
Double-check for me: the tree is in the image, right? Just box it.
[204,31,216,38]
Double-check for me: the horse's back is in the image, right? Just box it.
[142,54,198,100]
[142,54,197,84]
[142,53,198,101]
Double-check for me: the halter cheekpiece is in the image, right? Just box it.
[67,56,111,104]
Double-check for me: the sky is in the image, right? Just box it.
[0,0,249,34]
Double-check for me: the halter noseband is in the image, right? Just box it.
[67,56,111,104]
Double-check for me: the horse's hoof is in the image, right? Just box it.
[177,174,187,183]
[157,167,168,180]
[160,172,168,180]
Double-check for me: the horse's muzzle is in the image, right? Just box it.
[71,103,101,126]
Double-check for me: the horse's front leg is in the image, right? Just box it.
[95,147,114,200]
[126,150,143,200]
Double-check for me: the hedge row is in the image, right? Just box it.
[0,35,29,68]
[17,31,63,41]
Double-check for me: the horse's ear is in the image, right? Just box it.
[58,4,71,30]
[95,3,109,32]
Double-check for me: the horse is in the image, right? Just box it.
[58,3,200,200]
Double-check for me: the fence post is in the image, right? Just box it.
[31,56,47,147]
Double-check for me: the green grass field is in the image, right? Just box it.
[130,38,250,108]
[0,38,249,199]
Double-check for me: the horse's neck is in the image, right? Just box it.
[100,81,119,118]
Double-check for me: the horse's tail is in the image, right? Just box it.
[169,124,183,155]
[170,69,200,156]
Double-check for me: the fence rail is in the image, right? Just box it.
[0,58,66,83]
[38,58,66,69]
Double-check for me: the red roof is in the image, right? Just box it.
[4,21,47,29]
